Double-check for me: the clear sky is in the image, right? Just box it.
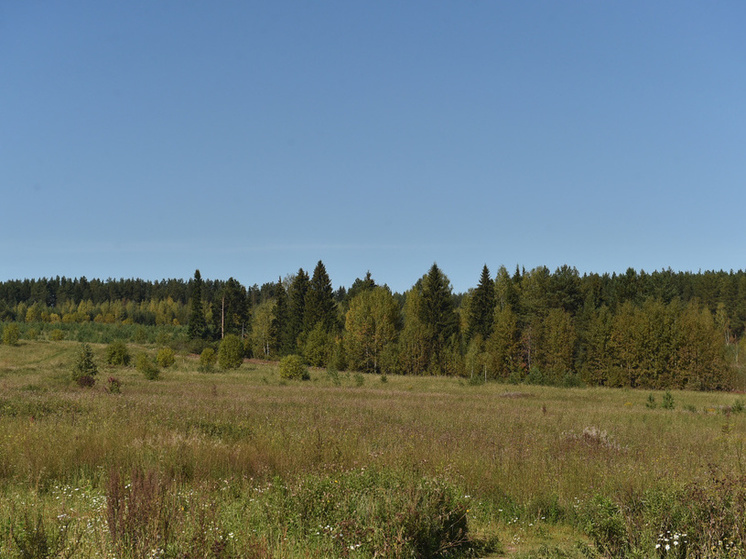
[2,1,745,293]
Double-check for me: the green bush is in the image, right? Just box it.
[217,334,244,370]
[198,347,217,373]
[156,347,176,368]
[279,355,309,380]
[135,353,160,380]
[71,343,98,387]
[105,341,131,366]
[662,391,675,410]
[2,323,19,346]
[49,329,65,341]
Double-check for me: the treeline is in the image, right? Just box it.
[2,263,746,390]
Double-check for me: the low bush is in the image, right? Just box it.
[198,347,217,373]
[279,355,309,380]
[135,353,160,380]
[49,329,65,341]
[217,334,243,370]
[2,323,19,346]
[156,347,176,368]
[105,340,130,366]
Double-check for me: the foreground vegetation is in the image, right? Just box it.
[2,340,746,557]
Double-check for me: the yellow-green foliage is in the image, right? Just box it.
[156,347,175,368]
[279,354,309,380]
[2,323,19,346]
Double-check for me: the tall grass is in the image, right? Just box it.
[2,341,746,557]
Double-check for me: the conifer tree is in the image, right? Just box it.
[288,269,309,350]
[272,277,291,355]
[419,263,459,374]
[305,260,338,333]
[187,269,206,339]
[211,277,249,339]
[466,265,495,342]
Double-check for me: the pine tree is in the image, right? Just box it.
[187,269,206,339]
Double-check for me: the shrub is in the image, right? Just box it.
[217,334,244,370]
[302,325,332,367]
[279,355,309,380]
[662,391,675,410]
[2,323,19,346]
[107,376,122,394]
[49,329,65,341]
[156,347,176,368]
[135,353,160,380]
[326,365,341,386]
[105,341,131,366]
[581,494,629,557]
[198,347,217,373]
[71,343,98,387]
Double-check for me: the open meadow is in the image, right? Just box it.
[2,340,746,558]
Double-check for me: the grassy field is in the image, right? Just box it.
[1,340,746,558]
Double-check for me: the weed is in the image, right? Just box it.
[106,468,173,558]
[12,512,81,559]
[107,376,121,394]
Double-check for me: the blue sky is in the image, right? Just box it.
[2,2,745,293]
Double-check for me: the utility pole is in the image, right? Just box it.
[221,295,225,339]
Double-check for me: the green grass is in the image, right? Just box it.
[2,341,746,557]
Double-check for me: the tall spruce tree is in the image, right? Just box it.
[305,260,338,333]
[272,277,292,355]
[187,269,206,339]
[288,269,310,350]
[419,263,459,373]
[466,265,495,342]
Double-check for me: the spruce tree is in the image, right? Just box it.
[187,269,206,339]
[288,268,310,350]
[419,263,459,373]
[211,277,249,338]
[466,265,495,342]
[305,260,338,333]
[272,277,291,355]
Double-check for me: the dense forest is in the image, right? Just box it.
[2,263,746,390]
